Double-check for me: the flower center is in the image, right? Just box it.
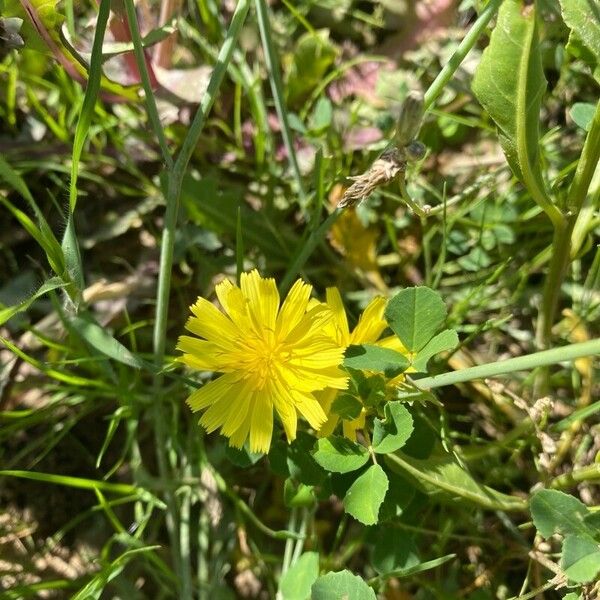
[240,331,287,390]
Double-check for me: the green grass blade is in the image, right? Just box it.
[254,0,306,205]
[413,338,600,390]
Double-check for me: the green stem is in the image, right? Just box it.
[566,99,600,214]
[153,0,251,367]
[550,463,600,489]
[281,508,297,575]
[254,0,306,205]
[123,0,173,168]
[423,0,502,111]
[535,101,600,352]
[133,3,250,596]
[412,338,600,390]
[384,453,527,512]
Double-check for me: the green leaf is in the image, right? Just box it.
[378,470,416,522]
[180,173,293,260]
[0,156,65,277]
[372,402,414,455]
[279,552,319,600]
[343,464,388,525]
[287,432,327,486]
[313,436,370,474]
[285,29,337,104]
[69,313,150,371]
[559,0,600,66]
[372,530,420,575]
[411,329,458,372]
[386,452,526,512]
[560,535,600,583]
[331,394,363,420]
[0,277,64,326]
[284,479,316,508]
[311,570,376,600]
[472,0,555,222]
[343,344,409,377]
[530,489,591,538]
[384,287,447,353]
[570,102,597,131]
[382,553,456,579]
[310,97,333,132]
[225,445,263,468]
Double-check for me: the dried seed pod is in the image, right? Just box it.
[338,147,407,208]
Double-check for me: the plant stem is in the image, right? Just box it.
[423,0,503,111]
[534,100,600,352]
[123,2,251,596]
[254,0,306,205]
[550,463,600,489]
[123,0,173,168]
[412,338,600,390]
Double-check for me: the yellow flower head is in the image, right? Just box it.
[315,288,388,440]
[178,271,349,453]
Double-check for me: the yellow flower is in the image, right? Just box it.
[177,270,348,453]
[315,288,389,440]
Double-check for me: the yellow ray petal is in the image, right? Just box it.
[240,270,279,331]
[270,382,297,443]
[186,373,237,412]
[350,296,387,344]
[326,288,350,344]
[249,394,273,453]
[229,414,251,448]
[276,279,312,338]
[177,336,234,371]
[291,390,327,430]
[188,297,239,341]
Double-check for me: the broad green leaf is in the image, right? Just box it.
[372,402,414,455]
[69,313,150,371]
[472,0,552,218]
[384,287,447,352]
[311,570,376,600]
[530,489,591,539]
[225,445,263,468]
[313,436,369,474]
[284,479,316,508]
[559,0,600,66]
[378,470,416,522]
[411,329,459,372]
[570,102,597,131]
[310,97,333,132]
[287,432,327,486]
[278,552,319,600]
[343,464,388,525]
[343,344,409,377]
[386,452,526,512]
[372,530,419,575]
[0,277,63,326]
[560,535,600,583]
[285,29,337,104]
[331,394,363,420]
